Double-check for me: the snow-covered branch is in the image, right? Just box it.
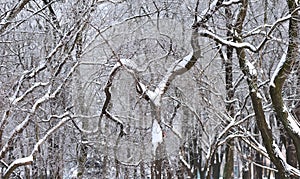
[3,156,33,179]
[269,2,300,167]
[12,82,49,105]
[0,0,30,34]
[3,114,71,179]
[0,62,79,159]
[245,14,291,39]
[198,8,299,53]
[199,30,257,51]
[179,152,191,171]
[193,0,241,27]
[243,133,300,177]
[270,48,287,88]
[285,107,300,137]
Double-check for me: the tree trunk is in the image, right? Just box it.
[223,141,234,179]
[212,152,221,179]
[269,0,300,166]
[254,126,262,179]
[222,6,235,179]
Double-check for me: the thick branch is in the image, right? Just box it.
[269,0,300,164]
[100,62,127,136]
[234,0,292,178]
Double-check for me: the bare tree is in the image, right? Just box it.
[0,0,299,178]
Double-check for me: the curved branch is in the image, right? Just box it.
[99,62,127,136]
[199,29,257,51]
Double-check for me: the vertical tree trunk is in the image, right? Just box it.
[285,137,298,179]
[254,126,262,179]
[114,135,121,178]
[212,152,221,179]
[236,0,289,178]
[74,28,88,179]
[223,143,234,179]
[242,163,250,179]
[222,6,235,179]
[138,103,146,179]
[155,143,163,179]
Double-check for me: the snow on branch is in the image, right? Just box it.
[222,0,241,6]
[102,28,201,156]
[152,119,163,153]
[284,105,300,137]
[246,60,257,76]
[179,155,191,170]
[0,110,10,140]
[0,62,79,159]
[31,114,70,156]
[247,14,292,50]
[119,58,139,72]
[136,81,159,104]
[155,53,197,101]
[12,82,49,105]
[118,48,200,108]
[200,8,300,54]
[3,114,71,179]
[193,0,241,27]
[0,0,31,34]
[199,30,257,51]
[272,142,300,177]
[3,156,33,179]
[242,134,300,177]
[162,121,182,139]
[270,47,287,87]
[154,27,201,104]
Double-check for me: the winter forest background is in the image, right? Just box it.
[0,0,300,178]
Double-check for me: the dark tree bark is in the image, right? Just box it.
[254,126,263,179]
[269,0,300,166]
[235,0,290,178]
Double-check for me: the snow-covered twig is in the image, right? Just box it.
[115,159,142,167]
[0,110,10,143]
[217,133,246,146]
[2,1,58,37]
[0,0,30,34]
[252,161,277,172]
